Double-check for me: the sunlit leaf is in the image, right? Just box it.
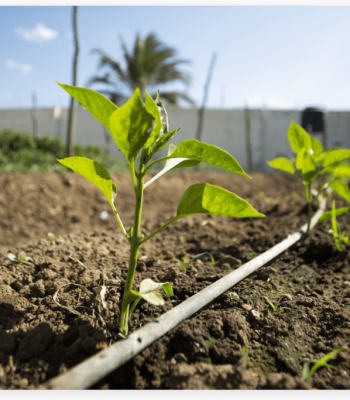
[164,140,250,177]
[317,207,348,224]
[143,90,162,151]
[155,90,169,135]
[145,127,181,163]
[329,180,350,203]
[321,149,350,168]
[287,120,312,154]
[267,157,295,174]
[311,136,324,157]
[295,147,318,182]
[144,144,199,188]
[331,163,350,178]
[139,279,173,297]
[177,183,265,218]
[58,157,117,210]
[56,82,118,132]
[109,88,155,162]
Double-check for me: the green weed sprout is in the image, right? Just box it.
[209,254,219,266]
[330,200,349,251]
[302,347,342,381]
[56,82,265,336]
[263,296,290,311]
[268,120,350,246]
[172,253,206,271]
[7,252,32,266]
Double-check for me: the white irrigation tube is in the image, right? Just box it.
[40,200,326,390]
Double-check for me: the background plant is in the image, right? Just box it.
[0,129,127,172]
[56,82,265,336]
[268,120,350,247]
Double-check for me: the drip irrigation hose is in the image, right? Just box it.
[40,199,326,390]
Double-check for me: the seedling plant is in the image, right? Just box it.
[56,82,264,336]
[7,251,32,266]
[208,253,219,266]
[263,296,290,312]
[302,347,342,382]
[268,120,350,248]
[172,253,206,271]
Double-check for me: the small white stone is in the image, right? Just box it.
[251,309,261,319]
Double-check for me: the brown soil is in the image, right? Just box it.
[0,171,349,390]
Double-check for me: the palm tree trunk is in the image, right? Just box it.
[66,6,79,158]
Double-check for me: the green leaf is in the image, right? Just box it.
[56,82,118,132]
[144,144,199,189]
[329,180,350,202]
[155,90,169,135]
[330,163,350,178]
[126,279,173,307]
[58,157,117,211]
[139,279,173,297]
[311,136,324,157]
[267,157,295,174]
[295,147,318,182]
[164,140,250,177]
[321,149,350,168]
[287,120,312,154]
[331,200,342,251]
[145,127,181,163]
[177,183,265,219]
[308,347,342,379]
[143,91,162,151]
[109,88,155,162]
[318,207,348,224]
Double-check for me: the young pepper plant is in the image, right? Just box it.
[268,120,350,246]
[56,82,265,337]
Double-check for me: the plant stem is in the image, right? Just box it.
[120,160,145,336]
[305,182,313,238]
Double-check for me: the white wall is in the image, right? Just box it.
[0,107,349,171]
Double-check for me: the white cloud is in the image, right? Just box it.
[16,22,58,43]
[5,59,33,75]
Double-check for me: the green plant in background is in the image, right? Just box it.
[330,200,349,251]
[302,347,342,381]
[268,120,350,248]
[56,81,265,336]
[172,253,206,271]
[263,296,290,312]
[0,129,128,172]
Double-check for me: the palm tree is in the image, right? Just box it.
[87,33,194,107]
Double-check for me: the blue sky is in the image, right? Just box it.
[2,4,350,110]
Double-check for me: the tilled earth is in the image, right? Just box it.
[0,171,349,389]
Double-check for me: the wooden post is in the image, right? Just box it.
[244,106,253,172]
[31,92,38,139]
[195,53,217,143]
[66,6,79,158]
[194,53,216,171]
